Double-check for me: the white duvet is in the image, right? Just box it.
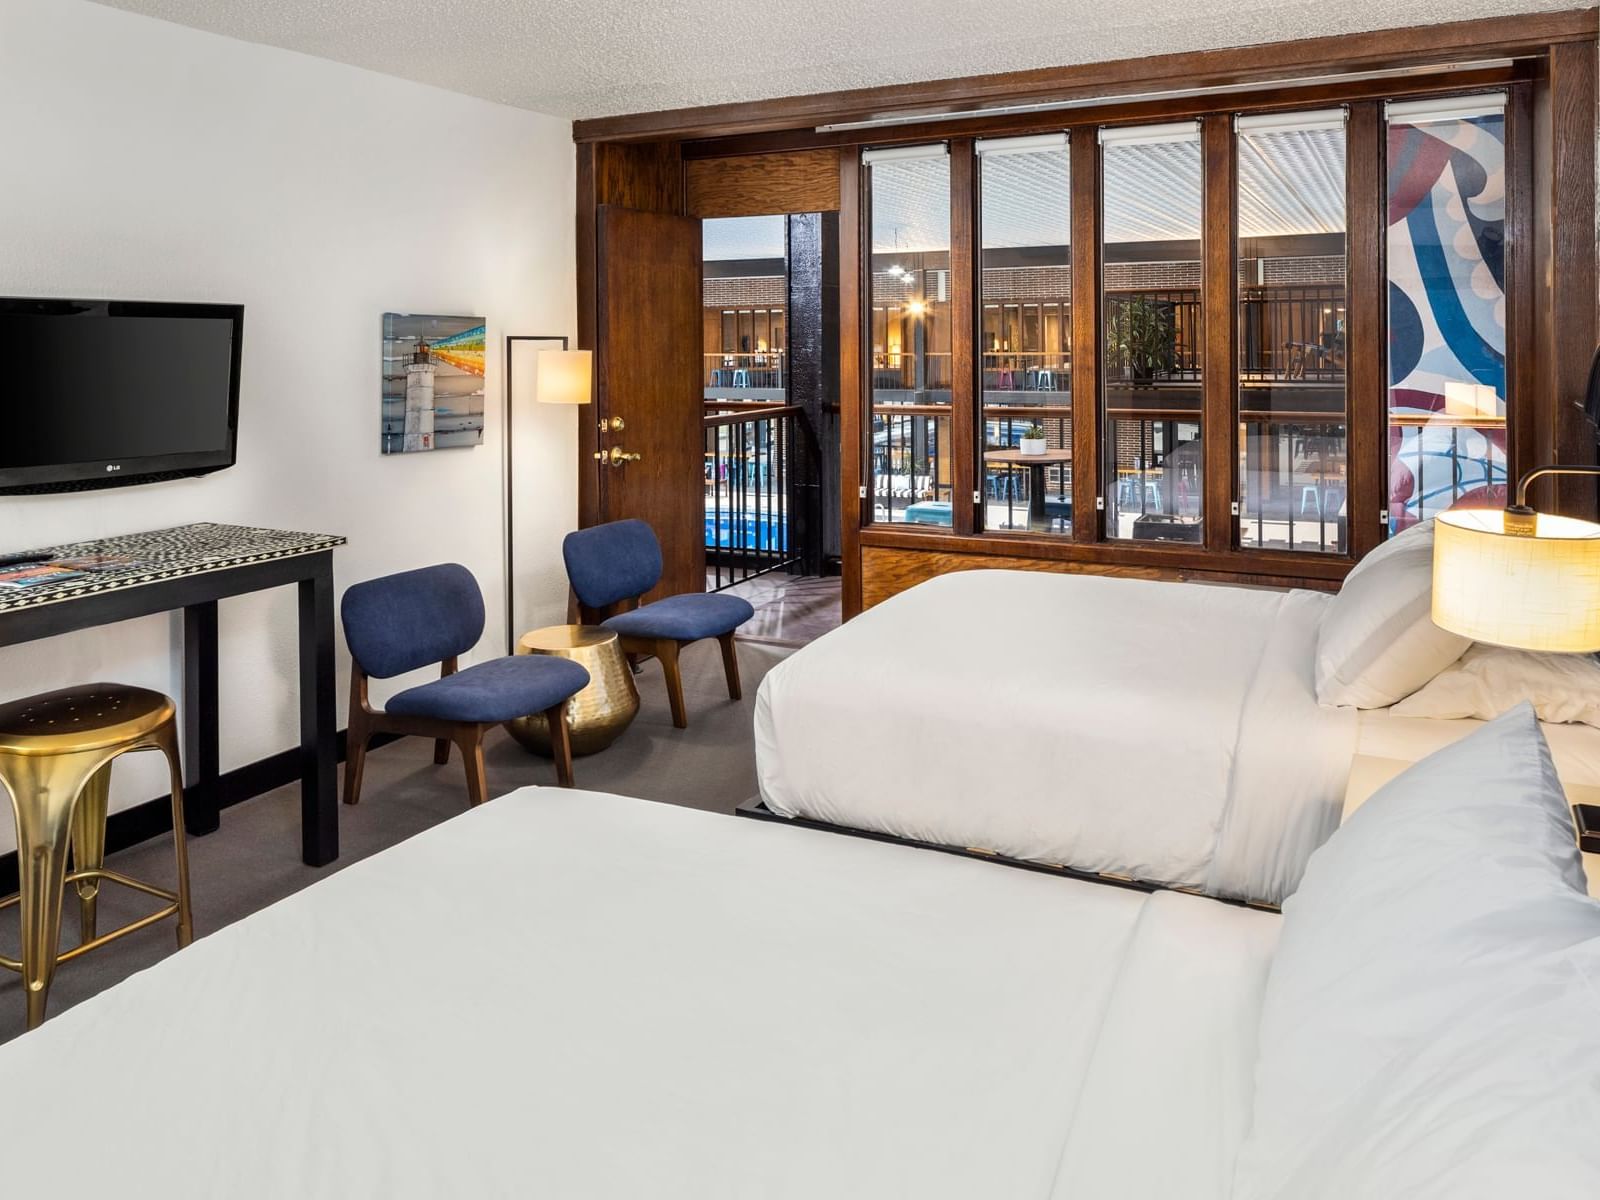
[756,570,1360,903]
[0,789,1278,1199]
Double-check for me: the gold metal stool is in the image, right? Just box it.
[506,625,639,757]
[0,684,194,1029]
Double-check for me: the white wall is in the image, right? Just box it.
[0,0,578,847]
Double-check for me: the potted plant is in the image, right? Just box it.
[1019,422,1048,456]
[1106,297,1174,382]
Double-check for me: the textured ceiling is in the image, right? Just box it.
[89,0,1570,121]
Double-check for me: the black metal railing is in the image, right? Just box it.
[1240,286,1345,381]
[869,408,954,525]
[705,351,786,390]
[705,403,803,590]
[1238,418,1348,553]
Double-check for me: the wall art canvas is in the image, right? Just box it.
[380,313,486,454]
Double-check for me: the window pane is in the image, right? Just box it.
[1237,114,1348,553]
[980,140,1071,535]
[1386,96,1507,534]
[1102,125,1203,542]
[868,148,952,526]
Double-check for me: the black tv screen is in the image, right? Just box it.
[0,298,243,494]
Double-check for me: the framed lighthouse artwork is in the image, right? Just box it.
[380,312,486,453]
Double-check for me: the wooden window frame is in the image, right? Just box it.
[849,67,1541,594]
[575,13,1596,617]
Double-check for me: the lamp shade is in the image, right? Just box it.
[1433,507,1600,652]
[535,349,592,405]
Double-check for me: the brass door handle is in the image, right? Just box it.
[593,446,642,467]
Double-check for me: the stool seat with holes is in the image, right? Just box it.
[0,683,194,1029]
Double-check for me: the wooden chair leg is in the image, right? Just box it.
[657,639,688,729]
[545,701,575,788]
[717,632,742,702]
[460,726,488,807]
[433,738,451,765]
[343,712,370,806]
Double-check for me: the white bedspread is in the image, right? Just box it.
[756,570,1359,903]
[0,790,1277,1199]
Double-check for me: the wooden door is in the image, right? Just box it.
[595,205,705,600]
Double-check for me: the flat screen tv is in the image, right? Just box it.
[0,297,243,495]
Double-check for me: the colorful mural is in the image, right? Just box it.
[1385,101,1507,531]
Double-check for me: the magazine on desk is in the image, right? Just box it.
[0,555,148,590]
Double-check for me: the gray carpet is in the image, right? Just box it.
[0,638,790,1045]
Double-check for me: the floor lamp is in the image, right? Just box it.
[504,335,592,654]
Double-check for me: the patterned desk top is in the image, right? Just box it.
[0,523,345,614]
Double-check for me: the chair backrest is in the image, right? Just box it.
[563,520,663,611]
[341,563,485,679]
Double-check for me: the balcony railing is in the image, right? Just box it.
[1240,286,1345,382]
[871,351,952,392]
[704,402,802,590]
[1239,418,1348,554]
[705,352,785,391]
[1387,410,1507,532]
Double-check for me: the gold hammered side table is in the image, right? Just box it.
[0,683,195,1029]
[506,625,639,757]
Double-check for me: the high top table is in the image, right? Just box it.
[0,523,345,867]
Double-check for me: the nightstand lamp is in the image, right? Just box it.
[1432,463,1600,853]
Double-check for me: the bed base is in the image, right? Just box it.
[734,798,1280,912]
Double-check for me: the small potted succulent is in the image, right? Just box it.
[1018,422,1048,456]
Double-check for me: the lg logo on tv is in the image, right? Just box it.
[105,464,121,472]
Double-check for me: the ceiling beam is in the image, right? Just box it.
[572,8,1597,144]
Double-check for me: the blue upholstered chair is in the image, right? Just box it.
[341,564,590,803]
[562,521,753,729]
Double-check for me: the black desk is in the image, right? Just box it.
[0,524,346,866]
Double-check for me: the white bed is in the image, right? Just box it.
[0,788,1277,1200]
[756,569,1359,904]
[756,569,1600,906]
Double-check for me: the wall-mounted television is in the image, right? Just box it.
[0,297,243,495]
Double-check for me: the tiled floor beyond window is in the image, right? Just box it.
[720,574,841,647]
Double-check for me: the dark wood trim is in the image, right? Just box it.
[1070,127,1102,542]
[949,138,977,536]
[575,142,601,528]
[1506,82,1537,491]
[576,12,1591,142]
[858,542,1344,612]
[1534,41,1598,518]
[677,65,1527,160]
[838,150,865,619]
[858,523,1352,580]
[1345,100,1384,558]
[685,148,842,216]
[1201,114,1236,553]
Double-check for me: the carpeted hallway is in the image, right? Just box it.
[0,639,790,1044]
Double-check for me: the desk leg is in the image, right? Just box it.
[298,563,339,866]
[1029,465,1047,529]
[182,600,221,837]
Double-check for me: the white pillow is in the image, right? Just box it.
[1231,705,1600,1199]
[1315,519,1470,708]
[1391,643,1600,727]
